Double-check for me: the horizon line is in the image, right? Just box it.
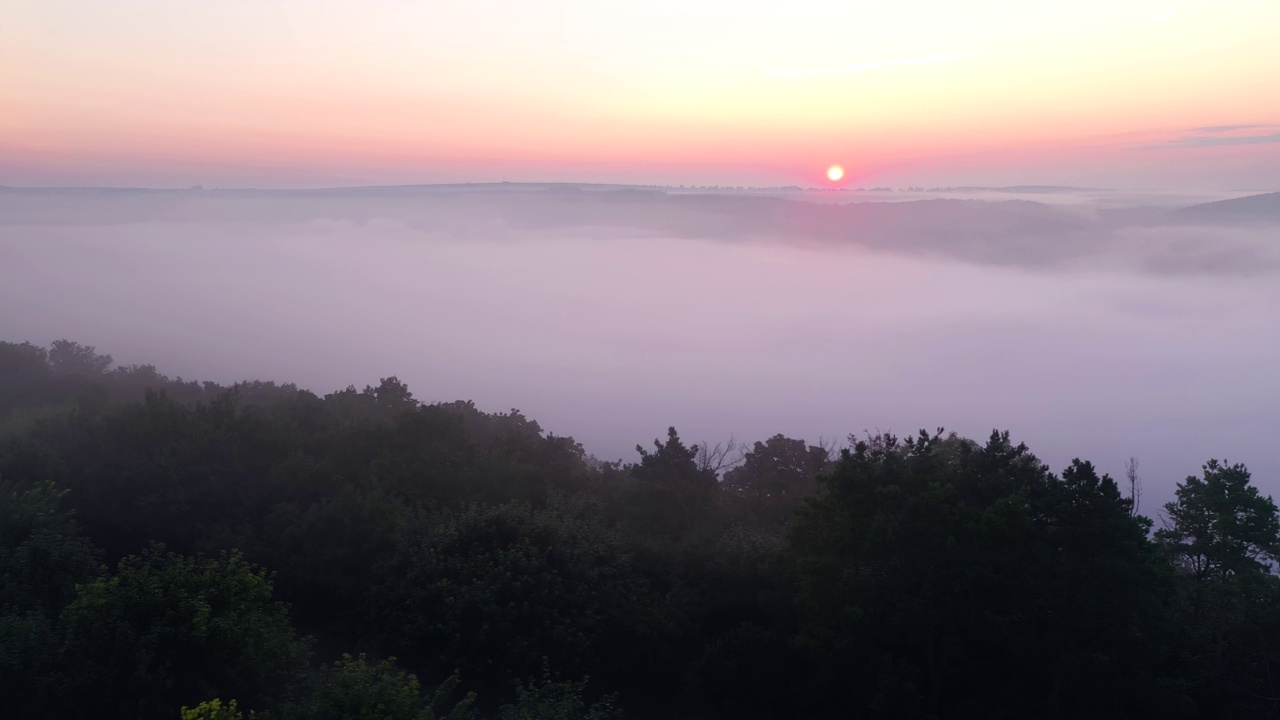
[0,181,1136,194]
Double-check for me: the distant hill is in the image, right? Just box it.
[0,183,1097,271]
[927,185,1109,194]
[1175,192,1280,221]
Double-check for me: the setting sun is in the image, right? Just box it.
[827,165,844,182]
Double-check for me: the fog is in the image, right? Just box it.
[3,185,1278,510]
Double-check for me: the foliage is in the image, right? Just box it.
[371,496,662,687]
[0,472,102,718]
[786,431,1172,718]
[1,338,1278,720]
[1156,459,1280,582]
[181,698,256,720]
[290,654,474,720]
[48,339,114,376]
[498,663,620,720]
[723,434,831,522]
[57,545,310,719]
[0,474,101,616]
[1155,461,1280,716]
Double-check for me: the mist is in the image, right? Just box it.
[3,184,1278,509]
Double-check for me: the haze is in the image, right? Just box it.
[5,0,1280,508]
[10,3,1280,717]
[3,185,1278,510]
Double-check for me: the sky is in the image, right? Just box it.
[4,0,1280,189]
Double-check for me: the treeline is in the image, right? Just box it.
[2,339,1279,719]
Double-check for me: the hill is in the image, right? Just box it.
[1174,191,1280,221]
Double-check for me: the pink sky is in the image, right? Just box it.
[5,0,1279,189]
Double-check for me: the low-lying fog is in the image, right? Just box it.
[3,185,1278,509]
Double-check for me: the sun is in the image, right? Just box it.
[826,165,844,182]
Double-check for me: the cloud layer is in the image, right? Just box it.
[3,185,1277,512]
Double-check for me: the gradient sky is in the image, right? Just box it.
[5,0,1280,188]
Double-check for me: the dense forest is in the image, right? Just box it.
[3,339,1279,719]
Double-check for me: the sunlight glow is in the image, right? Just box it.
[5,0,1280,187]
[827,165,844,182]
[766,49,985,77]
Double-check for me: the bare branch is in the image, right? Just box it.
[816,435,842,462]
[697,435,745,477]
[1125,456,1142,517]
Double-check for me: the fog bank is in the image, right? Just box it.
[3,185,1278,510]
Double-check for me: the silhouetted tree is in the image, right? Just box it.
[723,434,832,522]
[632,427,717,532]
[47,339,113,376]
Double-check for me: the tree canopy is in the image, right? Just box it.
[0,338,1277,719]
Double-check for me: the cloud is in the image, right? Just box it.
[1141,125,1280,149]
[1174,133,1280,148]
[765,50,984,77]
[5,185,1275,277]
[1191,124,1272,133]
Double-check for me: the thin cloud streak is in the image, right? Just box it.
[1138,125,1280,150]
[765,50,984,77]
[1172,132,1280,148]
[1182,132,1280,146]
[1193,124,1273,133]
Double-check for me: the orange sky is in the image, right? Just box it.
[4,0,1279,188]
